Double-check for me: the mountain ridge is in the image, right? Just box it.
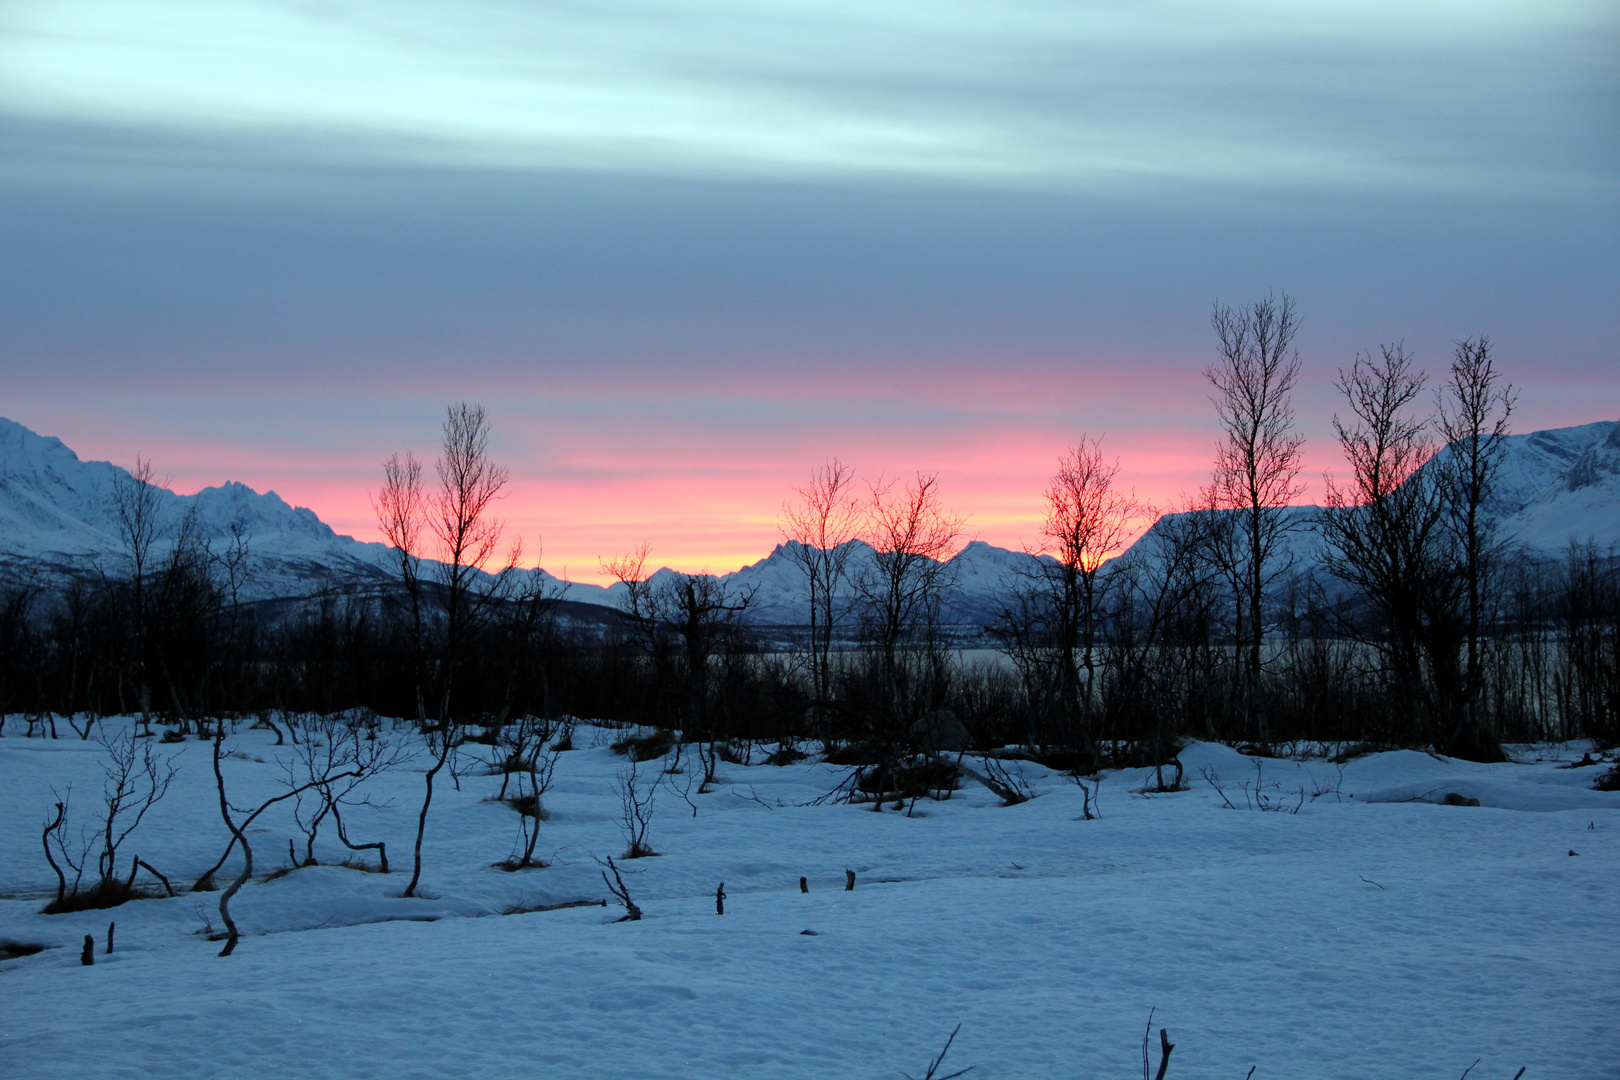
[1,415,1614,624]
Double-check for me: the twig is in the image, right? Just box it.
[1201,768,1237,810]
[1155,1028,1174,1080]
[1359,874,1386,891]
[131,857,176,896]
[902,1023,974,1080]
[1142,1008,1156,1080]
[1458,1058,1480,1080]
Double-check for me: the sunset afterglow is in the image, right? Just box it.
[3,0,1613,582]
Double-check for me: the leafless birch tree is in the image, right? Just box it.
[374,402,518,897]
[855,473,965,750]
[1320,344,1453,740]
[1205,292,1305,744]
[109,456,164,736]
[603,547,754,788]
[780,459,862,747]
[1038,437,1140,754]
[1436,336,1514,758]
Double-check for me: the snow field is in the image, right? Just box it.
[1,722,1617,1079]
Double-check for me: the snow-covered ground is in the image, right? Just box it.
[1,720,1616,1079]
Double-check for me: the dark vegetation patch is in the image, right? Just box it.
[504,792,547,819]
[501,898,606,916]
[824,742,880,767]
[856,758,961,801]
[1332,742,1384,763]
[41,881,144,915]
[765,745,809,766]
[0,940,49,961]
[610,728,675,761]
[493,856,551,872]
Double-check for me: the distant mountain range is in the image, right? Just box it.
[1,416,1615,625]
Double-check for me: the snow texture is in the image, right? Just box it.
[1,720,1616,1079]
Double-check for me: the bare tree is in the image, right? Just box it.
[206,716,382,956]
[1093,498,1223,766]
[493,712,560,870]
[1205,291,1306,745]
[1034,438,1140,755]
[780,459,863,747]
[372,451,428,724]
[39,730,176,910]
[41,788,93,907]
[429,402,512,723]
[854,473,965,756]
[1436,336,1514,758]
[485,562,566,739]
[1319,344,1456,742]
[108,456,165,736]
[374,402,518,898]
[603,548,755,787]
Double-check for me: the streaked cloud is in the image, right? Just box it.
[2,0,1612,196]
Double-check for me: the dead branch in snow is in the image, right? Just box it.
[1141,1009,1174,1080]
[601,856,641,921]
[902,1023,973,1080]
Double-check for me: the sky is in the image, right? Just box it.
[2,0,1616,582]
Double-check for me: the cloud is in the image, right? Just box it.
[1,0,1613,197]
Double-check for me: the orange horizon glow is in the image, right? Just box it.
[13,363,1612,586]
[0,419,1328,585]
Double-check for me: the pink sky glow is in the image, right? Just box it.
[14,357,1613,585]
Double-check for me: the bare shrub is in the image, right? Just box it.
[615,757,662,858]
[41,730,176,913]
[287,715,404,871]
[904,1024,973,1080]
[499,729,558,870]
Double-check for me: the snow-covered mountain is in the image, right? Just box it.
[0,418,404,598]
[1,415,1614,623]
[617,539,1049,626]
[1119,420,1620,580]
[1488,420,1620,553]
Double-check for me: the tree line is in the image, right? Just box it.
[2,296,1617,782]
